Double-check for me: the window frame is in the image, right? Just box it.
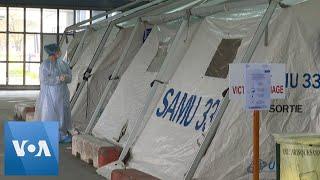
[0,6,101,89]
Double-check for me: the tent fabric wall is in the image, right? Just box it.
[68,26,120,99]
[66,31,85,65]
[194,0,320,179]
[60,31,84,62]
[71,27,134,131]
[126,18,228,179]
[92,23,181,146]
[110,0,320,179]
[89,22,147,124]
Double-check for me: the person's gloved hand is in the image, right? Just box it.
[59,74,66,82]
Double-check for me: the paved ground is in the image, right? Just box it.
[0,91,104,180]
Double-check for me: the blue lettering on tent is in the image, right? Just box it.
[172,93,194,126]
[285,72,320,89]
[286,73,298,88]
[156,88,174,117]
[162,91,181,121]
[187,96,202,127]
[155,88,220,131]
[195,99,220,132]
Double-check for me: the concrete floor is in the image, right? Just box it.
[0,91,104,180]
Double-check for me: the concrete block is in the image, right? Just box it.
[72,134,118,168]
[98,146,122,168]
[111,169,159,180]
[14,103,35,121]
[25,112,35,121]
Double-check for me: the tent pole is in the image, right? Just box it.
[84,19,143,134]
[59,32,66,47]
[69,0,186,115]
[118,19,189,161]
[73,0,200,32]
[184,0,279,179]
[66,0,147,32]
[68,28,90,67]
[70,0,172,32]
[58,0,154,49]
[141,0,268,25]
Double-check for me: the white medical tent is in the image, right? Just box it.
[92,20,185,144]
[96,0,319,179]
[195,0,320,179]
[63,0,207,132]
[91,0,214,148]
[92,1,222,146]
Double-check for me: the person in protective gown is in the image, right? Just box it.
[35,43,72,143]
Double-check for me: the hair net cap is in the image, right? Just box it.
[44,43,60,56]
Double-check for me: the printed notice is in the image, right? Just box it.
[245,64,271,110]
[229,63,285,99]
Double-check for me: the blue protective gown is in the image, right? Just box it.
[35,58,72,137]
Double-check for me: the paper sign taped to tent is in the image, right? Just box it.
[245,64,271,110]
[229,63,286,99]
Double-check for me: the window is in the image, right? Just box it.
[0,7,96,88]
[8,63,23,85]
[76,10,90,25]
[26,34,40,62]
[26,8,41,32]
[43,9,57,33]
[0,63,6,84]
[0,33,6,61]
[9,8,24,32]
[0,7,7,31]
[205,39,242,79]
[9,34,24,62]
[59,9,74,33]
[147,41,169,72]
[25,63,40,85]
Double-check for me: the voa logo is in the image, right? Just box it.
[12,140,51,157]
[5,121,59,176]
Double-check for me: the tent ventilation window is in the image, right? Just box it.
[205,39,242,78]
[147,41,169,72]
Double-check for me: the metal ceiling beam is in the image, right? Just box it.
[65,0,148,32]
[59,0,148,46]
[141,0,269,24]
[0,0,133,10]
